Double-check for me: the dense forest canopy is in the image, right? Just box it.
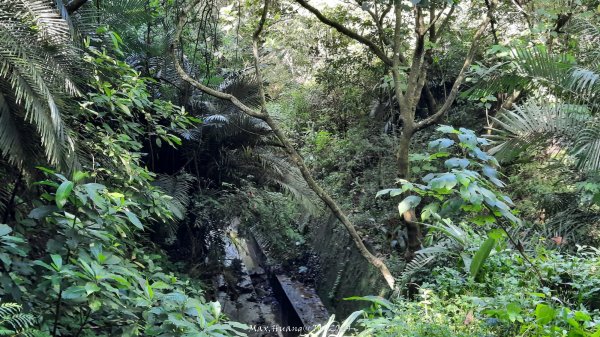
[1,0,600,336]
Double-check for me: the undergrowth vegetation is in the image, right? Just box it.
[3,0,600,336]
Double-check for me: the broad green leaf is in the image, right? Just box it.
[421,202,439,221]
[458,133,478,146]
[430,173,458,191]
[535,303,555,325]
[437,125,458,134]
[116,102,131,116]
[506,303,522,322]
[72,171,88,183]
[488,228,506,240]
[470,236,496,278]
[0,224,12,236]
[444,157,470,169]
[398,195,421,215]
[376,188,402,197]
[85,282,101,295]
[124,210,143,230]
[574,311,591,322]
[428,138,455,150]
[151,281,171,290]
[50,254,62,271]
[62,286,87,300]
[55,181,74,209]
[89,299,102,312]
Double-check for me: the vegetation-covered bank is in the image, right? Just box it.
[2,0,600,336]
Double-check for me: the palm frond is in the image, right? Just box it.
[534,209,600,249]
[71,0,152,40]
[399,220,473,285]
[488,101,600,171]
[0,0,81,171]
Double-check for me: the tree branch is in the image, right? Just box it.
[356,0,392,48]
[415,17,490,130]
[432,4,456,43]
[172,3,266,119]
[65,0,88,14]
[295,0,395,66]
[484,0,499,44]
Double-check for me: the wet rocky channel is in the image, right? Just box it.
[215,219,329,336]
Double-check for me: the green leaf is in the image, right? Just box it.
[437,125,458,134]
[0,224,12,236]
[123,210,143,230]
[444,157,470,169]
[470,236,496,278]
[55,181,74,209]
[574,311,591,322]
[506,303,522,322]
[62,286,87,300]
[89,299,102,312]
[430,173,458,191]
[28,205,59,220]
[116,102,131,116]
[50,254,62,271]
[72,171,88,183]
[398,195,421,215]
[376,188,403,197]
[428,138,455,150]
[144,279,154,300]
[535,303,555,325]
[85,282,101,295]
[488,228,505,240]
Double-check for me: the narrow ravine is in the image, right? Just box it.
[215,219,329,336]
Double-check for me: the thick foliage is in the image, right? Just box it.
[0,0,81,170]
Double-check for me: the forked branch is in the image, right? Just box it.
[295,0,395,65]
[415,17,490,130]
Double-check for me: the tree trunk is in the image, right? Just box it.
[402,209,420,260]
[397,128,413,179]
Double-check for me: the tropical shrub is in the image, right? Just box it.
[0,170,246,336]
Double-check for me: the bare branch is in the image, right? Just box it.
[65,0,88,13]
[356,0,391,47]
[424,3,448,35]
[253,0,269,40]
[415,17,491,130]
[252,0,270,112]
[172,4,266,119]
[432,4,456,42]
[295,0,394,66]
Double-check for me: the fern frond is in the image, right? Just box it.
[254,149,321,214]
[154,172,196,220]
[401,254,436,282]
[0,303,21,317]
[0,302,46,337]
[488,101,596,169]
